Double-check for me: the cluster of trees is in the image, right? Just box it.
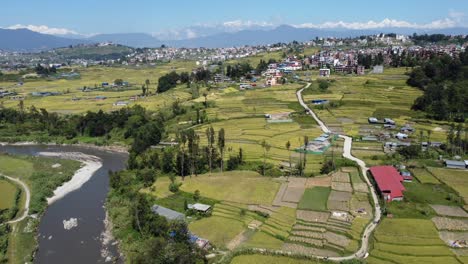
[256,59,277,73]
[34,64,56,75]
[128,127,230,178]
[226,63,253,79]
[410,34,468,45]
[357,53,384,69]
[108,171,204,263]
[157,69,212,93]
[409,51,468,121]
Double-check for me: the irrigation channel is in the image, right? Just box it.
[0,144,128,264]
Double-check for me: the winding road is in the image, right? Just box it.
[0,174,31,224]
[296,83,381,260]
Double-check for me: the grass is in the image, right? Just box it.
[243,231,284,250]
[370,218,460,264]
[260,207,296,241]
[297,187,330,211]
[385,180,462,218]
[373,218,445,246]
[428,167,468,202]
[153,191,217,213]
[149,171,280,205]
[231,254,320,264]
[410,168,440,184]
[0,179,17,209]
[189,216,245,248]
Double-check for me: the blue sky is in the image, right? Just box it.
[2,0,467,37]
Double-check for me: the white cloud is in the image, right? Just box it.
[4,24,80,35]
[294,17,462,30]
[222,20,274,30]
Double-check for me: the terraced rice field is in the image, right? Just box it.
[0,61,200,113]
[428,168,468,204]
[410,168,440,184]
[189,202,255,248]
[147,171,280,204]
[370,218,461,264]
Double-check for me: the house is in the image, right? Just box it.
[395,133,408,140]
[319,68,330,77]
[151,205,185,221]
[400,125,415,133]
[384,118,395,125]
[369,166,405,201]
[400,171,413,182]
[444,160,467,169]
[368,117,379,124]
[187,203,212,213]
[265,77,278,86]
[372,65,384,74]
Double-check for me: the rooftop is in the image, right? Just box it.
[369,166,405,200]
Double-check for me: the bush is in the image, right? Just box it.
[169,182,180,193]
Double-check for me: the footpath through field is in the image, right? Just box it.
[240,83,382,262]
[0,173,31,224]
[295,83,381,261]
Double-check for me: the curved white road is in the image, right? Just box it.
[0,174,31,224]
[296,83,381,260]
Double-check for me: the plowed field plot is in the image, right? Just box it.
[430,205,468,218]
[296,210,329,223]
[432,217,468,231]
[331,182,353,192]
[331,172,350,183]
[328,190,352,202]
[306,176,331,187]
[438,231,468,246]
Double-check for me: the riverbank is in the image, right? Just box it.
[0,141,129,154]
[37,152,103,205]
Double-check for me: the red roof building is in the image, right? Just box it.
[369,166,405,201]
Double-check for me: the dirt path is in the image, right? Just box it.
[295,83,381,260]
[226,229,251,250]
[0,174,31,224]
[245,83,381,260]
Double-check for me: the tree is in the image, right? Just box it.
[178,131,188,178]
[141,85,147,96]
[218,128,225,173]
[137,168,156,188]
[114,79,124,86]
[318,80,329,91]
[145,79,150,91]
[398,145,421,160]
[206,127,215,174]
[261,140,271,176]
[286,141,292,175]
[193,190,200,201]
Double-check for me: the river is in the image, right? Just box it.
[0,145,128,264]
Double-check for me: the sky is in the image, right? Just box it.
[2,0,467,38]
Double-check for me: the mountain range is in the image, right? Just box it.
[1,25,468,52]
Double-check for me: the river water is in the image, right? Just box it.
[0,145,128,264]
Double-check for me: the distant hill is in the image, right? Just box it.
[87,33,160,48]
[165,25,468,48]
[1,26,468,51]
[0,28,89,51]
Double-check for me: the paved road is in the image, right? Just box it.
[0,173,31,224]
[294,83,381,260]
